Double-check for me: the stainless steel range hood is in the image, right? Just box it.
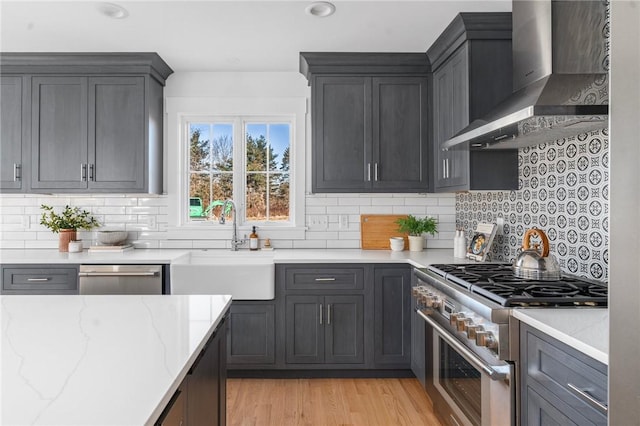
[444,0,609,150]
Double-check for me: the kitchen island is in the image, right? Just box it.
[1,294,231,425]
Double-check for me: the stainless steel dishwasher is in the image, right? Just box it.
[79,265,163,295]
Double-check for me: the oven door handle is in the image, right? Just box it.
[418,310,508,381]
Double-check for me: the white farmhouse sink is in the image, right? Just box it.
[170,250,275,300]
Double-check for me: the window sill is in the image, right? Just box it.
[165,225,307,240]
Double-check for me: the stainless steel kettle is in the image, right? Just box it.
[512,228,561,280]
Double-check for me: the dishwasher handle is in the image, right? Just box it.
[79,271,159,277]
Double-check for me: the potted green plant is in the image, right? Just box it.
[40,205,100,252]
[395,215,438,251]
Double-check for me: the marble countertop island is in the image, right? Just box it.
[1,294,231,425]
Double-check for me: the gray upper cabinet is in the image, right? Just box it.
[31,76,88,190]
[0,53,172,194]
[428,13,518,192]
[0,76,26,191]
[301,53,430,193]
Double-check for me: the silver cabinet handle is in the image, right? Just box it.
[80,164,87,181]
[567,383,608,413]
[89,164,94,181]
[374,163,379,181]
[327,304,331,325]
[446,158,450,179]
[314,277,336,282]
[78,272,158,277]
[319,304,323,325]
[27,278,50,282]
[442,159,446,179]
[13,164,21,181]
[367,163,371,181]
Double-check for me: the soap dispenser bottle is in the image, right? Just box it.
[249,226,259,251]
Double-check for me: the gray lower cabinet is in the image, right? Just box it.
[156,316,227,426]
[227,302,276,367]
[0,53,172,194]
[285,294,364,365]
[301,53,430,193]
[428,13,518,192]
[0,75,26,191]
[1,264,79,294]
[521,323,608,426]
[373,265,411,367]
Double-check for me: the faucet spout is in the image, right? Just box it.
[220,200,245,251]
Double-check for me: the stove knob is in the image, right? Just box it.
[467,325,484,340]
[475,331,498,349]
[431,296,443,309]
[456,317,472,333]
[449,313,464,327]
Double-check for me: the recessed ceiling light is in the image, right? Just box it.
[97,2,129,19]
[305,1,336,18]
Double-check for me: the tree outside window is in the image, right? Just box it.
[188,120,291,224]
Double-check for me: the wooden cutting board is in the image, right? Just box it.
[360,214,408,250]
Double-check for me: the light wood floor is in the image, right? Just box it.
[227,378,442,426]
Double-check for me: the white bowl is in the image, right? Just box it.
[96,231,128,245]
[390,237,405,251]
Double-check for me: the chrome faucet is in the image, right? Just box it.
[219,200,245,251]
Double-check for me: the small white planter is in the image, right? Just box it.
[408,235,424,252]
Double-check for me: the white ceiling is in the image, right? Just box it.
[0,1,511,72]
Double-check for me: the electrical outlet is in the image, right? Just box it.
[339,214,349,229]
[308,215,328,229]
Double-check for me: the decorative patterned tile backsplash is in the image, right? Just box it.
[456,128,609,283]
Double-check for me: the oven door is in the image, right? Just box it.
[419,311,514,426]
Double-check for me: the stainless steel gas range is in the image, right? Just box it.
[412,263,608,426]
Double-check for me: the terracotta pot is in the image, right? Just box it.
[58,229,77,252]
[408,235,424,252]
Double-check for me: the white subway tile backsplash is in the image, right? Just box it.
[0,192,456,250]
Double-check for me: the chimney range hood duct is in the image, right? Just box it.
[444,0,609,150]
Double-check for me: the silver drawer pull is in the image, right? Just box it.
[314,277,336,282]
[78,272,158,277]
[27,278,50,282]
[567,383,608,413]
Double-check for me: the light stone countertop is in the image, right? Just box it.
[0,294,231,425]
[512,308,608,365]
[0,248,609,364]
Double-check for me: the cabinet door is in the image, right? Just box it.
[372,77,429,191]
[31,76,88,190]
[1,76,25,191]
[324,295,364,364]
[312,76,370,192]
[88,76,145,190]
[285,295,323,364]
[373,266,411,366]
[227,302,275,366]
[188,318,225,426]
[433,45,469,191]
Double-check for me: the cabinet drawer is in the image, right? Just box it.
[284,266,364,291]
[2,265,79,294]
[523,324,607,422]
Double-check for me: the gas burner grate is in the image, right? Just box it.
[428,263,608,307]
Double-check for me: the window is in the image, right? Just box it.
[186,118,292,225]
[166,96,306,238]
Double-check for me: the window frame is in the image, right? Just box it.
[166,97,307,240]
